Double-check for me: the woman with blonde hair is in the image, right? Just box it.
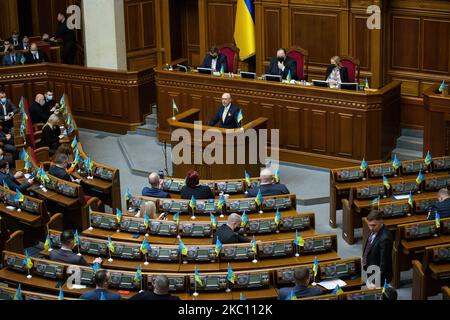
[41,113,64,155]
[134,200,166,220]
[325,56,349,88]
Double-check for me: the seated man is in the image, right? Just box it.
[208,93,241,129]
[267,48,297,80]
[49,230,102,266]
[0,160,33,193]
[2,47,24,66]
[278,268,322,300]
[0,90,18,131]
[428,188,450,219]
[25,43,49,64]
[212,213,250,244]
[130,275,180,300]
[142,172,170,198]
[29,94,52,125]
[200,46,228,73]
[246,168,290,197]
[80,270,121,300]
[0,127,18,163]
[49,153,80,183]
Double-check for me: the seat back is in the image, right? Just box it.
[340,56,360,83]
[287,46,309,81]
[219,43,240,73]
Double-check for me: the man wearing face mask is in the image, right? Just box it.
[0,128,18,165]
[200,47,228,73]
[267,48,297,80]
[2,47,24,66]
[24,43,49,64]
[8,31,21,48]
[30,94,52,124]
[212,213,250,244]
[0,91,18,131]
[20,36,30,51]
[44,90,58,112]
[0,160,34,193]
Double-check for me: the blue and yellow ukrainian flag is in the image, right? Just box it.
[15,189,25,203]
[227,263,236,284]
[255,190,263,206]
[172,99,179,113]
[274,209,281,225]
[3,181,10,191]
[144,211,150,229]
[408,192,413,208]
[392,155,401,170]
[382,279,389,293]
[73,230,80,246]
[424,151,432,166]
[236,110,243,127]
[24,158,31,171]
[234,0,255,60]
[439,80,446,93]
[244,171,251,187]
[108,236,115,253]
[179,239,187,255]
[251,236,257,254]
[286,70,292,82]
[44,233,51,251]
[240,293,247,300]
[215,238,222,256]
[58,286,64,300]
[140,238,151,255]
[370,196,380,207]
[313,257,319,277]
[220,64,225,76]
[19,97,25,112]
[71,137,78,150]
[20,149,29,161]
[13,284,23,300]
[416,171,424,185]
[210,213,218,229]
[435,211,441,229]
[116,208,122,224]
[218,194,225,210]
[194,266,203,286]
[124,187,132,201]
[274,169,280,183]
[293,230,305,247]
[365,78,370,89]
[23,250,33,270]
[66,114,72,127]
[383,176,390,190]
[189,195,197,211]
[360,158,368,172]
[92,262,101,273]
[134,265,143,283]
[59,95,66,113]
[173,212,180,224]
[241,211,249,227]
[332,284,344,295]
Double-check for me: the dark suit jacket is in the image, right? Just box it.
[8,37,23,48]
[325,65,350,83]
[212,224,250,244]
[41,125,61,151]
[278,285,323,300]
[142,187,171,199]
[201,53,228,72]
[208,104,241,129]
[0,172,31,193]
[55,21,76,45]
[180,185,214,200]
[49,165,71,182]
[29,101,52,125]
[49,248,89,266]
[0,99,18,121]
[267,56,298,80]
[80,289,121,300]
[246,183,290,198]
[25,50,49,64]
[129,291,180,300]
[428,198,450,220]
[2,52,24,66]
[363,225,393,284]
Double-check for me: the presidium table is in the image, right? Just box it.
[155,67,402,169]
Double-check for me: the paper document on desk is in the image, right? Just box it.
[393,194,409,200]
[317,279,347,290]
[70,284,87,290]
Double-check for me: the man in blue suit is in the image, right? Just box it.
[247,168,290,197]
[208,93,241,129]
[2,47,24,66]
[200,47,228,73]
[142,172,170,198]
[278,268,323,300]
[428,188,450,219]
[80,270,121,300]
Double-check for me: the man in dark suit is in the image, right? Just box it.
[29,94,52,125]
[247,168,290,197]
[49,154,80,183]
[325,56,349,85]
[208,93,241,129]
[44,90,58,112]
[212,213,250,244]
[142,172,170,198]
[80,270,121,300]
[267,48,297,80]
[0,91,17,131]
[278,268,323,300]
[19,36,30,51]
[428,188,450,219]
[8,31,21,48]
[362,210,393,285]
[51,13,76,64]
[0,160,33,192]
[2,47,24,66]
[130,275,180,300]
[49,230,102,266]
[25,43,49,64]
[200,47,228,73]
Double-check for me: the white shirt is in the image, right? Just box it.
[211,57,218,71]
[327,67,342,88]
[33,52,40,60]
[2,104,7,118]
[222,104,231,123]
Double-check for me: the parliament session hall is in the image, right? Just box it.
[0,0,450,308]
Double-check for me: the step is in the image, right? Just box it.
[145,113,158,126]
[135,124,157,137]
[401,128,424,139]
[391,148,423,161]
[396,136,423,152]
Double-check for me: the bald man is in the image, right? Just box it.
[208,93,241,129]
[428,188,450,220]
[142,172,171,198]
[212,213,250,244]
[29,93,52,124]
[25,43,49,64]
[247,168,290,198]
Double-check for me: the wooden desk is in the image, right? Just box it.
[0,203,43,227]
[155,67,401,168]
[231,288,278,300]
[176,292,234,300]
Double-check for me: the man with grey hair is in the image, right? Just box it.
[247,168,290,197]
[29,93,52,125]
[212,213,250,244]
[428,188,450,219]
[142,172,170,198]
[277,268,323,300]
[130,275,180,300]
[208,93,241,129]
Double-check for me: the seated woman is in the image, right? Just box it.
[132,200,165,220]
[325,56,349,88]
[180,170,214,200]
[41,113,64,155]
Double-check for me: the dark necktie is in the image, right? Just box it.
[362,232,375,266]
[11,55,15,64]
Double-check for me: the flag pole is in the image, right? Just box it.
[108,250,113,263]
[144,253,149,265]
[88,207,93,230]
[193,275,199,297]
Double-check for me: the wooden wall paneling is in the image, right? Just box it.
[351,14,371,71]
[422,19,450,74]
[262,6,282,73]
[206,0,237,48]
[186,0,200,65]
[310,109,327,153]
[336,113,354,157]
[391,16,421,71]
[0,0,19,38]
[285,106,301,149]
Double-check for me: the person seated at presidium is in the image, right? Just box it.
[130,275,180,300]
[267,48,297,80]
[277,268,323,300]
[208,93,241,129]
[0,160,34,193]
[246,168,290,197]
[200,46,228,73]
[180,170,214,200]
[41,114,64,154]
[325,56,349,88]
[24,43,49,64]
[428,188,450,219]
[50,230,102,266]
[212,213,250,244]
[80,270,121,300]
[142,172,170,198]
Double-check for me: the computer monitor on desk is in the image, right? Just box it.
[240,71,257,80]
[263,74,282,82]
[340,83,359,91]
[198,67,213,75]
[313,80,329,88]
